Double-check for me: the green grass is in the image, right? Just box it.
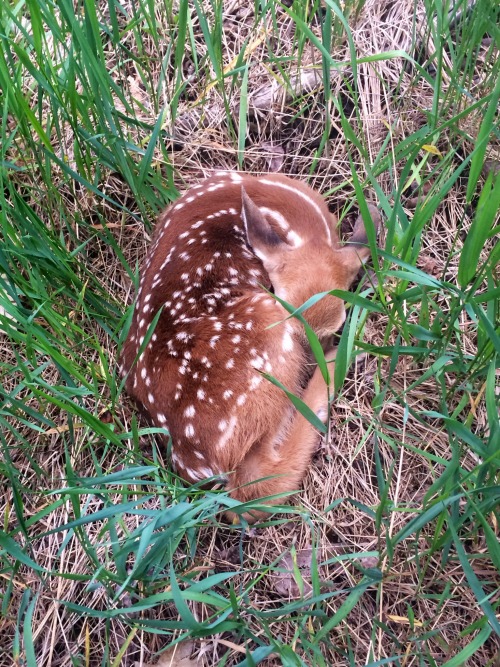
[0,0,499,664]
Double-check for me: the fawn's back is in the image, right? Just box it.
[120,172,378,518]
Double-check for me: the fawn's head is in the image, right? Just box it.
[242,186,379,339]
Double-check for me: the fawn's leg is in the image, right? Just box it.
[225,352,334,523]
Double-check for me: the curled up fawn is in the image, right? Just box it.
[120,172,380,522]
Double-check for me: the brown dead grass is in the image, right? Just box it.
[1,0,499,666]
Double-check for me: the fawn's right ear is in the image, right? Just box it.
[241,187,287,268]
[340,203,382,278]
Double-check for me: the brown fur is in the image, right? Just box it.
[120,172,380,521]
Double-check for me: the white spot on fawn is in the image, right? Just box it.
[252,356,264,370]
[316,407,329,422]
[216,415,237,449]
[249,375,262,390]
[282,325,294,352]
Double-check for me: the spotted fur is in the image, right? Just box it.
[120,172,380,521]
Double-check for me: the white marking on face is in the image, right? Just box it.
[259,178,331,243]
[259,207,289,230]
[286,229,303,247]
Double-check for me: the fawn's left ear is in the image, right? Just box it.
[241,187,286,266]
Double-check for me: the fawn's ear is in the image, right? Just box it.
[340,203,382,278]
[241,187,289,268]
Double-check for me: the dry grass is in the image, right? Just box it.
[0,0,499,665]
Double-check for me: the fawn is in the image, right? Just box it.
[120,172,380,521]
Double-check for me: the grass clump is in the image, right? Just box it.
[0,0,499,665]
